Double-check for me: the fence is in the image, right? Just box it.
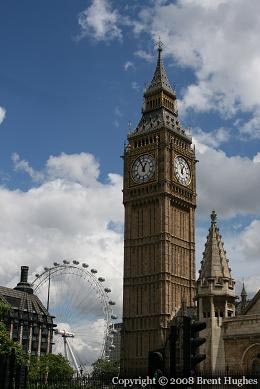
[0,348,27,389]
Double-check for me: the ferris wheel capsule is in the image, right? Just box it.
[98,277,105,282]
[111,315,118,320]
[53,262,59,266]
[82,263,89,268]
[35,274,39,278]
[109,300,116,305]
[44,267,49,271]
[73,260,79,265]
[91,269,97,274]
[63,260,70,265]
[104,288,111,293]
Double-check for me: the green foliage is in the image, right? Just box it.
[91,358,119,378]
[0,301,9,319]
[0,301,27,364]
[28,353,74,381]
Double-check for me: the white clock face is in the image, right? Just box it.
[174,156,191,186]
[132,154,155,183]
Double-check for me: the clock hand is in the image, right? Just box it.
[142,162,147,172]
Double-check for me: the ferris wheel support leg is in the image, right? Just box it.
[66,338,81,376]
[63,335,68,360]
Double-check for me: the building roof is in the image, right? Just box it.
[144,42,175,97]
[0,285,50,317]
[0,266,55,325]
[243,289,260,315]
[129,43,191,140]
[199,210,233,281]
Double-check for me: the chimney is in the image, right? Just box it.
[14,265,33,294]
[20,266,29,283]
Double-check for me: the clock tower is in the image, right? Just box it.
[121,44,196,376]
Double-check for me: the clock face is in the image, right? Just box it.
[131,154,155,183]
[174,156,191,186]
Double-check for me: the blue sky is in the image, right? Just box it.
[0,0,260,322]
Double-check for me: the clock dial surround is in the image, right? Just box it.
[174,156,191,186]
[131,154,155,184]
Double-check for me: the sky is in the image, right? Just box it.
[1,0,260,362]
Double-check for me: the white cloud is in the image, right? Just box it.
[253,152,260,163]
[239,220,260,263]
[0,152,123,323]
[239,110,260,140]
[193,127,230,148]
[195,143,260,218]
[12,153,45,182]
[78,0,122,42]
[12,152,101,187]
[134,50,153,62]
[133,0,260,121]
[0,107,6,125]
[124,61,135,71]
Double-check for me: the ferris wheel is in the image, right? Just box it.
[31,260,118,373]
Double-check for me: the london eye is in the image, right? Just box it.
[31,261,117,373]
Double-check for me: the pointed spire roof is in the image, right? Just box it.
[145,40,175,97]
[241,282,247,296]
[199,210,232,280]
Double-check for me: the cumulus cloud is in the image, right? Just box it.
[129,0,260,129]
[77,0,260,135]
[134,50,153,62]
[0,107,6,125]
[195,143,260,218]
[78,0,122,41]
[253,152,260,163]
[193,127,230,148]
[0,152,123,320]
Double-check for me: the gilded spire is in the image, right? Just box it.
[199,211,233,281]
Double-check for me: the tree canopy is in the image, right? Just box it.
[0,300,27,364]
[91,358,120,378]
[28,353,74,381]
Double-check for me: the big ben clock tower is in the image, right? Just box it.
[121,44,196,376]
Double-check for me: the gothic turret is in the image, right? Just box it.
[197,211,236,373]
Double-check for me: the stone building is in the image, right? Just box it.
[0,266,56,357]
[197,211,260,374]
[121,43,197,376]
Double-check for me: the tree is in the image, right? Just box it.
[28,353,74,381]
[0,301,27,364]
[91,358,120,379]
